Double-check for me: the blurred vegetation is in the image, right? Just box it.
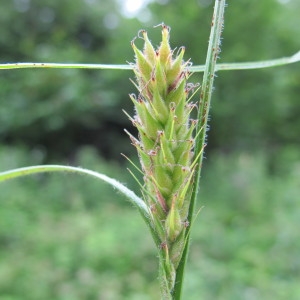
[0,0,299,299]
[1,147,300,299]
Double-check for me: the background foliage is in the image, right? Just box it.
[0,0,299,299]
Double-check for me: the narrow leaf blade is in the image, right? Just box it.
[0,164,149,216]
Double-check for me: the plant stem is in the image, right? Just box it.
[0,62,133,70]
[172,1,226,299]
[1,50,298,71]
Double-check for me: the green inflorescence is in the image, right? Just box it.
[127,24,200,292]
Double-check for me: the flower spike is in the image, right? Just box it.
[128,25,197,292]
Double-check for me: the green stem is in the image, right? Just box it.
[172,1,226,299]
[0,50,298,71]
[191,50,300,72]
[0,62,133,70]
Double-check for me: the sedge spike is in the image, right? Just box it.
[128,25,197,295]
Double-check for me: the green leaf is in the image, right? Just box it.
[0,50,299,72]
[0,164,149,217]
[0,62,133,70]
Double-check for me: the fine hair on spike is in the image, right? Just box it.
[131,36,137,45]
[185,60,193,70]
[153,22,165,28]
[153,22,171,32]
[175,46,185,56]
[186,82,200,93]
[138,29,146,39]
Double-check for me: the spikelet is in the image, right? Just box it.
[128,24,197,291]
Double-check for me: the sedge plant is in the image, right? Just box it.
[0,0,299,299]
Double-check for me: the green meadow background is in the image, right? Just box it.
[1,0,299,299]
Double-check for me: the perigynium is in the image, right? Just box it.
[126,24,200,295]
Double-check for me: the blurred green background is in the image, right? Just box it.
[0,0,299,299]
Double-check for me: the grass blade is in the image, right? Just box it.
[0,164,149,216]
[192,50,300,72]
[0,50,298,72]
[0,62,133,70]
